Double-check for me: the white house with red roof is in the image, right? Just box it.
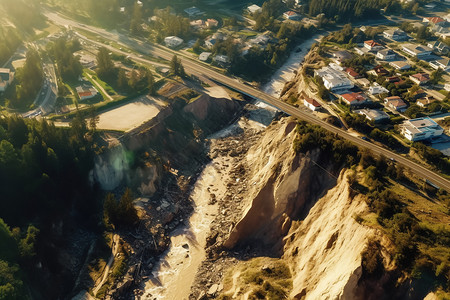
[409,73,430,85]
[340,92,370,107]
[384,96,408,112]
[364,40,384,51]
[423,17,446,25]
[283,11,301,20]
[303,97,321,111]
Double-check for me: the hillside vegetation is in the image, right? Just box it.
[0,114,100,299]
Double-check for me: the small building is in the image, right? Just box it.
[358,108,390,123]
[430,58,450,71]
[206,19,219,28]
[184,6,202,17]
[427,41,449,54]
[213,54,230,65]
[444,83,450,91]
[199,52,212,62]
[356,78,371,87]
[401,117,444,141]
[314,66,354,93]
[371,65,389,77]
[303,97,321,111]
[364,40,384,51]
[76,84,98,101]
[376,49,396,60]
[164,36,183,48]
[345,67,362,79]
[409,73,430,85]
[402,44,432,58]
[423,16,446,26]
[190,19,205,28]
[384,96,408,112]
[204,38,217,49]
[368,83,389,95]
[386,76,401,83]
[409,88,427,100]
[389,61,411,70]
[247,4,262,14]
[383,28,409,41]
[416,96,436,108]
[283,11,301,20]
[0,68,14,92]
[340,92,370,107]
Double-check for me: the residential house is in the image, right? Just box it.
[345,67,362,79]
[409,73,430,85]
[206,19,218,28]
[204,38,217,49]
[423,16,446,26]
[386,76,401,83]
[364,40,384,51]
[184,6,202,17]
[283,11,301,20]
[357,78,371,87]
[354,46,371,55]
[164,36,183,48]
[402,44,433,58]
[314,66,354,93]
[445,83,450,91]
[416,96,436,108]
[76,84,98,101]
[199,52,212,61]
[371,65,389,77]
[190,19,205,28]
[247,4,262,14]
[389,61,411,70]
[0,68,14,92]
[409,88,427,100]
[340,92,370,107]
[358,109,390,123]
[213,54,230,65]
[384,96,408,112]
[427,41,449,54]
[430,58,450,71]
[303,97,321,111]
[401,117,444,141]
[383,28,409,41]
[368,83,389,95]
[376,49,396,60]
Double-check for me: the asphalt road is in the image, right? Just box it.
[44,10,450,191]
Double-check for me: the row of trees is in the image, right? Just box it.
[46,37,83,82]
[96,47,156,94]
[6,49,43,110]
[306,0,401,22]
[0,27,21,67]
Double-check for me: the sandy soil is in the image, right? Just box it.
[262,34,323,97]
[96,95,167,132]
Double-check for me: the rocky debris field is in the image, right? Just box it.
[189,119,278,299]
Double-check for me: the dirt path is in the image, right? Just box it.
[85,72,113,101]
[93,234,119,297]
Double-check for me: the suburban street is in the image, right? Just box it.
[44,10,450,191]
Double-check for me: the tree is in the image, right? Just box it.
[170,55,185,77]
[88,105,99,132]
[96,47,115,78]
[130,2,143,35]
[431,68,443,84]
[147,69,156,95]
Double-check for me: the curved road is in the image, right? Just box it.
[45,10,450,191]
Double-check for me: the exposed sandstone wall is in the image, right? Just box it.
[224,118,336,249]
